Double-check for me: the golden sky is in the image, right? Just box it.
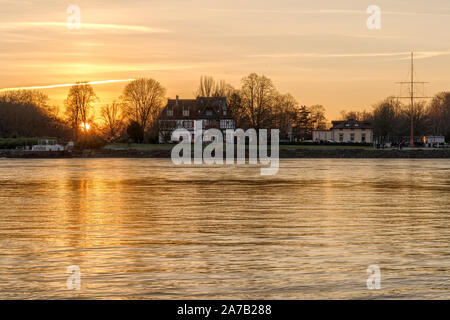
[1,0,449,119]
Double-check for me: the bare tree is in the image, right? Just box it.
[65,83,97,139]
[272,93,298,138]
[122,78,166,133]
[240,73,276,129]
[340,110,371,121]
[371,97,402,142]
[0,91,70,139]
[100,101,124,142]
[195,76,216,97]
[401,100,429,137]
[309,105,327,130]
[213,80,234,98]
[428,92,450,139]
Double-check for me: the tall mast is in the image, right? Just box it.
[395,51,431,147]
[410,52,414,147]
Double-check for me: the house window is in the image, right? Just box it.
[350,133,355,141]
[339,133,344,142]
[362,133,366,142]
[206,109,212,116]
[183,109,189,117]
[167,109,173,117]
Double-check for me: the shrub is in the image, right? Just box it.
[0,138,39,149]
[75,136,106,150]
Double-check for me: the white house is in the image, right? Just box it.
[313,119,373,143]
[158,96,235,143]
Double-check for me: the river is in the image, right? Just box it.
[0,159,449,299]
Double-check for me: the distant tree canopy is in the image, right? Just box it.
[195,74,327,140]
[428,92,450,139]
[341,92,450,143]
[1,77,448,144]
[0,90,70,139]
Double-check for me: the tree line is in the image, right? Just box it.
[339,94,450,143]
[0,74,449,144]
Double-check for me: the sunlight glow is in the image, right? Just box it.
[80,122,91,131]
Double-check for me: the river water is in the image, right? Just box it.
[0,158,449,299]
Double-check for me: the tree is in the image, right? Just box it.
[428,92,450,140]
[227,90,248,128]
[295,105,312,139]
[309,105,327,130]
[195,76,216,97]
[0,91,70,139]
[122,78,166,140]
[127,120,144,143]
[240,73,276,129]
[100,101,124,142]
[340,110,371,121]
[272,93,298,139]
[371,97,402,142]
[65,83,97,139]
[0,90,59,118]
[401,100,429,138]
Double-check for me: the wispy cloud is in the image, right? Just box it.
[247,51,450,60]
[206,8,450,17]
[0,79,135,92]
[0,22,170,34]
[13,62,198,74]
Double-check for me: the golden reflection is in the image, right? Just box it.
[0,159,449,299]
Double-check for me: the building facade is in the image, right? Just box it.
[158,96,235,143]
[313,119,373,143]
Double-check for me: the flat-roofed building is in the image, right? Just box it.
[313,119,373,143]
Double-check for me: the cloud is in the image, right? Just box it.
[206,8,450,17]
[0,79,138,92]
[11,62,198,75]
[0,22,170,34]
[247,51,450,60]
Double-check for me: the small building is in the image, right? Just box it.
[158,96,235,143]
[423,136,445,147]
[313,119,373,143]
[32,138,65,151]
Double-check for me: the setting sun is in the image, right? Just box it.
[80,122,91,131]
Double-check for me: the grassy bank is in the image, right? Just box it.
[105,143,375,151]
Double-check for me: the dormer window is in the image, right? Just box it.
[183,109,189,117]
[167,109,173,117]
[206,110,212,116]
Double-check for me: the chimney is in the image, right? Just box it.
[176,95,179,105]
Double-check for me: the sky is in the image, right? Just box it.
[1,0,449,119]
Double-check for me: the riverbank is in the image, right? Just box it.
[2,147,450,159]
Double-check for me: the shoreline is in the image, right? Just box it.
[1,148,450,159]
